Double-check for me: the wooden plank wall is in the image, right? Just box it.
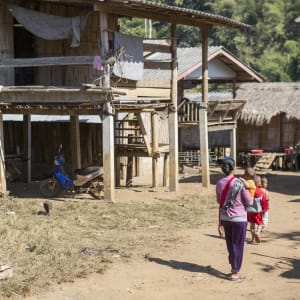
[3,121,102,180]
[35,3,100,86]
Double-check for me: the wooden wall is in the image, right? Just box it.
[237,113,300,152]
[33,3,101,86]
[4,121,102,180]
[0,2,14,84]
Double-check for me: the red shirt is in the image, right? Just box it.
[255,187,268,212]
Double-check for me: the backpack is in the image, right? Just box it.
[246,195,262,213]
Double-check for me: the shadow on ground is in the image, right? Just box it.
[146,256,229,280]
[252,253,300,280]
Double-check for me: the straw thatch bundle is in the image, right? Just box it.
[236,82,300,125]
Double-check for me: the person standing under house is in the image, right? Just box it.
[216,157,253,281]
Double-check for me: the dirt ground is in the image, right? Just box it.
[19,168,300,300]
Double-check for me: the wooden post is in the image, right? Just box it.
[230,127,237,162]
[23,115,32,183]
[70,115,81,174]
[0,3,14,195]
[126,135,133,187]
[0,115,6,196]
[0,2,14,84]
[163,153,169,187]
[151,111,159,188]
[200,27,210,188]
[100,12,115,202]
[169,23,179,191]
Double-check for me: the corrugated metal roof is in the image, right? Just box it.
[96,0,249,29]
[144,46,221,80]
[184,92,233,102]
[144,46,263,82]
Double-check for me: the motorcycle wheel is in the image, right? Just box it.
[40,177,64,198]
[88,179,104,200]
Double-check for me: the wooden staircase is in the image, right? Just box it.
[254,153,277,171]
[115,113,150,157]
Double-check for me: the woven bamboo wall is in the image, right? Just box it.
[237,114,300,152]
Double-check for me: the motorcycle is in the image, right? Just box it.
[40,145,104,199]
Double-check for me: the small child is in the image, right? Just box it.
[261,177,270,231]
[240,167,256,198]
[247,175,265,244]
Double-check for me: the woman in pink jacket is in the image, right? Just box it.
[216,157,252,281]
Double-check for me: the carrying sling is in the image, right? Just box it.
[218,176,235,225]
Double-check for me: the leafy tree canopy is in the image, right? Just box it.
[119,0,300,81]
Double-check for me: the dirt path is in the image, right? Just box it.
[26,171,300,300]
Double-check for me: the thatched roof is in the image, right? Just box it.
[236,82,300,125]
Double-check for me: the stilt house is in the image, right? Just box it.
[0,0,249,200]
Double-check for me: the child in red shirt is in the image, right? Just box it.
[247,175,266,244]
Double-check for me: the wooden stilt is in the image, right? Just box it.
[100,12,115,202]
[163,153,169,187]
[70,115,81,174]
[152,112,159,188]
[0,3,14,195]
[0,115,6,196]
[23,115,32,183]
[126,135,133,187]
[200,27,210,188]
[169,23,179,191]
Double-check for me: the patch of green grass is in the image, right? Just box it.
[0,193,217,298]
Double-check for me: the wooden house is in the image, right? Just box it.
[236,82,300,152]
[0,0,249,200]
[165,47,262,162]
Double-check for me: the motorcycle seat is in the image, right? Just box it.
[75,166,103,176]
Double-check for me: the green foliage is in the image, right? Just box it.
[118,0,300,81]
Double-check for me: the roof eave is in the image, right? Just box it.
[94,0,250,29]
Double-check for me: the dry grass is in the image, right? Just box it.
[0,192,217,299]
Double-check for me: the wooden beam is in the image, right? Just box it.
[0,88,111,103]
[143,43,171,53]
[111,78,171,88]
[0,56,93,68]
[168,23,178,192]
[111,87,171,98]
[0,56,117,68]
[144,60,172,70]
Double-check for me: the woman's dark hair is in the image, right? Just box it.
[221,157,235,175]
